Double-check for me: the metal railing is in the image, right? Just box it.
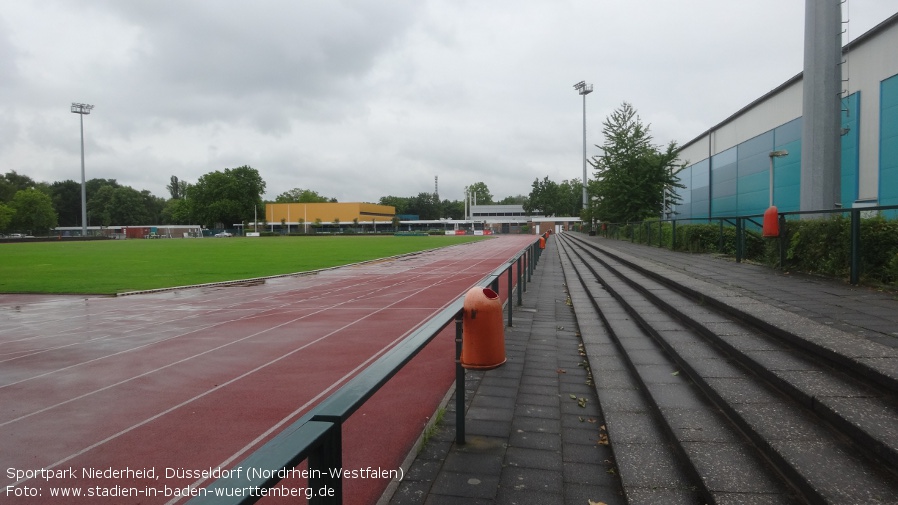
[596,204,898,285]
[187,237,542,505]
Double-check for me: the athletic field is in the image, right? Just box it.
[0,236,485,295]
[0,235,534,505]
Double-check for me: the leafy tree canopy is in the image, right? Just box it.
[167,176,189,200]
[9,188,57,233]
[467,182,493,205]
[187,165,266,228]
[379,196,410,215]
[589,102,684,224]
[274,188,335,203]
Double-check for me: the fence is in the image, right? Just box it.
[187,237,542,505]
[599,204,898,285]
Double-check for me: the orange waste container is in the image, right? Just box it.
[539,236,546,249]
[461,287,505,369]
[763,205,779,237]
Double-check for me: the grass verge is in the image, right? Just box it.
[0,235,485,295]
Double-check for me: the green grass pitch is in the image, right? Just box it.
[0,236,486,295]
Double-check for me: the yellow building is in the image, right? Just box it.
[265,202,395,227]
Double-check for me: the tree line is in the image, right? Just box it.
[1,102,682,235]
[0,167,535,235]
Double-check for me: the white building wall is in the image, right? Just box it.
[677,14,898,204]
[844,25,898,199]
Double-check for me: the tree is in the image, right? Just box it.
[0,202,14,231]
[167,176,189,200]
[525,176,560,216]
[187,165,266,228]
[87,185,115,226]
[467,182,493,205]
[1,171,37,203]
[101,187,155,225]
[379,196,410,215]
[141,190,167,224]
[49,180,82,227]
[275,188,334,203]
[498,194,528,205]
[441,199,464,219]
[162,198,192,225]
[9,189,57,234]
[590,102,684,223]
[557,179,584,217]
[408,192,440,220]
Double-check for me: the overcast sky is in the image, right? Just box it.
[2,1,895,203]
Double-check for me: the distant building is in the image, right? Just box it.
[469,204,581,234]
[264,202,395,231]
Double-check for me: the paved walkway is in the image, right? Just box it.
[388,236,624,505]
[586,235,898,349]
[384,234,898,504]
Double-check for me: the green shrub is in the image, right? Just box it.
[602,214,898,287]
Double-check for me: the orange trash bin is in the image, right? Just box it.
[763,205,779,237]
[461,287,506,369]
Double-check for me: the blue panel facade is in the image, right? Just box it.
[880,74,898,209]
[670,92,874,220]
[711,148,738,216]
[690,159,710,219]
[841,92,861,206]
[774,118,802,212]
[737,131,775,215]
[672,165,692,218]
[773,140,802,212]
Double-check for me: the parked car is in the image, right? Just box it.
[214,231,233,237]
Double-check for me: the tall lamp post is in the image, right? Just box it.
[763,149,789,237]
[573,81,593,212]
[71,103,94,237]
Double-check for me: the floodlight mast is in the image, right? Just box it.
[573,81,593,210]
[71,103,94,237]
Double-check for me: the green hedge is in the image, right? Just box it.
[603,216,898,287]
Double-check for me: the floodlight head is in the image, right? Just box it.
[579,83,593,96]
[71,103,95,114]
[769,150,789,158]
[573,81,585,90]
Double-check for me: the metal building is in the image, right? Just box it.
[673,12,898,220]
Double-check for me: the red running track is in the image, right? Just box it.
[0,236,535,504]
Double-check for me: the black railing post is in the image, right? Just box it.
[454,313,465,445]
[522,251,527,292]
[309,421,341,505]
[528,246,534,281]
[850,208,861,285]
[507,263,513,326]
[735,217,743,263]
[718,220,724,253]
[779,213,787,269]
[671,220,677,250]
[517,256,523,306]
